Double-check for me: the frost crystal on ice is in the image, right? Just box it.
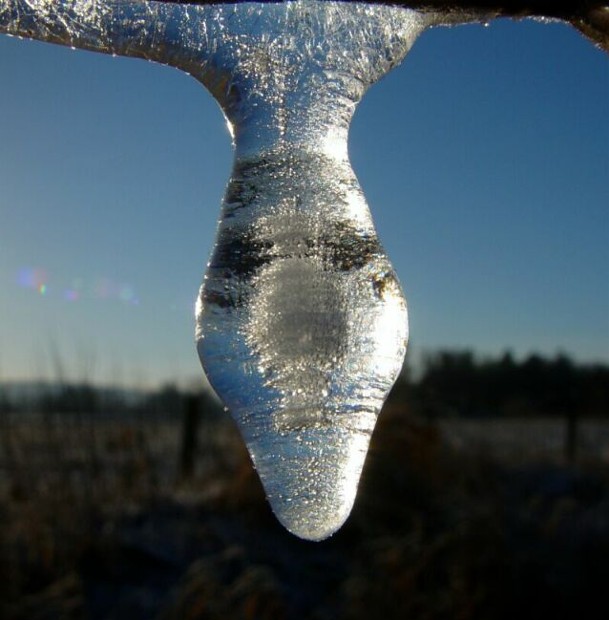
[0,0,439,540]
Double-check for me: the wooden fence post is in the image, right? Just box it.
[179,394,200,480]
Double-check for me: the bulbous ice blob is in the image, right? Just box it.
[198,148,409,540]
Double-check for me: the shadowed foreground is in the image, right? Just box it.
[1,378,609,620]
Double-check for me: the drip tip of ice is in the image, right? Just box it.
[247,424,371,541]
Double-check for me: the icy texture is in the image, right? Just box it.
[0,0,431,540]
[194,2,419,540]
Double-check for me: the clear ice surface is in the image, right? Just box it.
[0,0,448,540]
[194,2,420,541]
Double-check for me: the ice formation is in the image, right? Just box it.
[0,0,448,539]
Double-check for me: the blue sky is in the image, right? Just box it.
[0,17,607,388]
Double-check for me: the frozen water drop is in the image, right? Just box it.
[194,1,419,539]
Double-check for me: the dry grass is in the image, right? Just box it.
[1,403,608,619]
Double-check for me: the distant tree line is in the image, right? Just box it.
[390,350,609,419]
[0,382,223,418]
[1,350,607,419]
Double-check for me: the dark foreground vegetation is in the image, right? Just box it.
[1,350,608,619]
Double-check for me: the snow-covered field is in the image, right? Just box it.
[3,413,609,485]
[438,417,609,463]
